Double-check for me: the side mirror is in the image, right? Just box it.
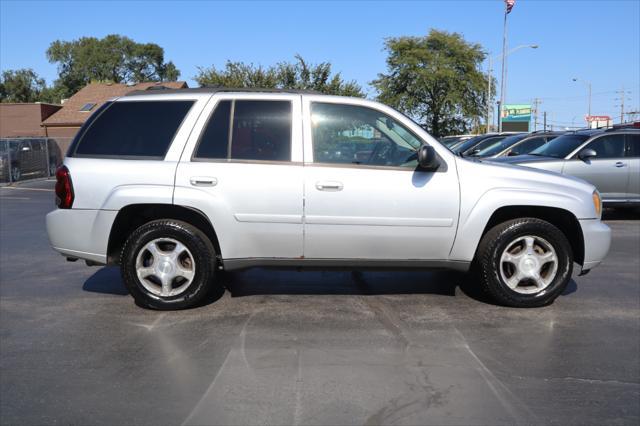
[507,150,518,156]
[578,148,597,161]
[417,145,440,171]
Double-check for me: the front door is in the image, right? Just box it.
[302,99,459,260]
[562,133,629,201]
[175,94,304,260]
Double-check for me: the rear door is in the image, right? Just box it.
[625,133,640,202]
[175,94,304,260]
[562,134,629,201]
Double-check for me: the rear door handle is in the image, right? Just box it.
[615,162,626,168]
[190,176,218,186]
[315,181,344,191]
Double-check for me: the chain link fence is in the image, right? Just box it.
[0,138,72,184]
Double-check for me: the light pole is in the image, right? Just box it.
[494,44,538,132]
[572,77,592,119]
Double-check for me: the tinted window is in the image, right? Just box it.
[194,101,231,159]
[74,101,193,158]
[531,134,590,158]
[311,103,422,167]
[473,134,527,157]
[626,134,640,157]
[585,134,626,159]
[510,137,546,155]
[464,136,508,156]
[230,100,291,161]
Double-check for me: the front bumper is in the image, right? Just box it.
[46,208,117,264]
[579,219,611,271]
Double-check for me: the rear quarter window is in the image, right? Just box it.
[72,100,194,158]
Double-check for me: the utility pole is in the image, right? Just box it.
[498,3,509,132]
[486,55,492,132]
[532,98,542,131]
[543,111,547,131]
[614,86,632,124]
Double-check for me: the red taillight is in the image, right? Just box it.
[55,165,74,209]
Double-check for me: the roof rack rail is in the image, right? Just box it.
[124,86,326,97]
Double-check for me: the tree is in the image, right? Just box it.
[0,69,47,103]
[196,54,364,97]
[46,35,180,98]
[372,29,493,137]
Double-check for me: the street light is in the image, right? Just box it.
[572,77,592,119]
[487,44,538,132]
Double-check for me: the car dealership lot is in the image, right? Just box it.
[1,180,639,425]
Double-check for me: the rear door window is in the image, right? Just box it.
[73,100,194,158]
[585,134,626,159]
[193,101,232,159]
[230,100,292,162]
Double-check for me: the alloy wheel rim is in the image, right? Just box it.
[135,238,196,298]
[499,235,558,295]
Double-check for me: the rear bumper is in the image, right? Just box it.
[579,219,611,271]
[46,209,117,264]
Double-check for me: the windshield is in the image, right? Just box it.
[440,136,461,147]
[529,134,590,158]
[473,134,528,157]
[452,135,487,153]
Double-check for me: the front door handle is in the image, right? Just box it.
[190,176,218,187]
[315,181,344,191]
[615,162,626,168]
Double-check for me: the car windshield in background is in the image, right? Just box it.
[529,134,590,158]
[440,136,462,147]
[474,134,528,157]
[451,135,486,153]
[463,135,510,155]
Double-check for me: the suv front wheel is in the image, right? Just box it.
[120,219,218,310]
[475,218,573,307]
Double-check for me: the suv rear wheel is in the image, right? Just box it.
[120,219,218,310]
[475,218,573,307]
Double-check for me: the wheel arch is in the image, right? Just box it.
[106,203,222,265]
[479,205,584,266]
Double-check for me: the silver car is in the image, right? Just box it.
[46,89,610,310]
[491,128,640,205]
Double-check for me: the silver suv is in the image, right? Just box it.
[46,88,611,310]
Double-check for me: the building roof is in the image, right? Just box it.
[0,103,62,137]
[42,81,187,127]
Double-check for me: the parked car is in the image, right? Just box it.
[46,89,610,310]
[1,139,46,181]
[439,134,475,148]
[451,132,522,156]
[471,131,563,158]
[491,128,640,205]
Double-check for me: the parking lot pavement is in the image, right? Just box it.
[1,180,639,425]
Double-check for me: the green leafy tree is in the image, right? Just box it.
[46,34,180,98]
[372,29,493,137]
[196,55,364,97]
[0,69,47,103]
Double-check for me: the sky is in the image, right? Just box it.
[1,0,639,129]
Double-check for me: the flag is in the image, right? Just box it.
[505,0,515,14]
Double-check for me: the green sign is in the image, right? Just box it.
[501,104,531,122]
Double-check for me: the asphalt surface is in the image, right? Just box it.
[1,179,639,425]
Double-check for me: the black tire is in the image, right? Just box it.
[120,219,219,310]
[11,165,20,182]
[474,218,573,308]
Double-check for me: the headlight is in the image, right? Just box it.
[592,190,602,218]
